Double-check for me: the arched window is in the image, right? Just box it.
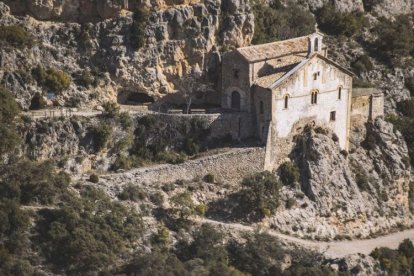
[314,38,319,52]
[284,95,289,109]
[231,91,241,110]
[311,91,318,105]
[338,87,342,100]
[259,101,264,114]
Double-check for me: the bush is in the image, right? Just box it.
[78,70,95,88]
[156,151,186,164]
[183,137,200,156]
[405,77,414,97]
[118,184,146,202]
[373,15,414,62]
[102,101,120,118]
[351,55,374,76]
[32,66,71,94]
[286,198,297,209]
[0,25,33,48]
[352,163,369,191]
[397,99,414,118]
[204,173,215,183]
[169,192,206,221]
[252,2,315,44]
[37,186,144,274]
[238,171,280,220]
[0,160,70,205]
[353,78,374,88]
[278,161,300,186]
[119,111,132,129]
[388,114,414,167]
[149,192,164,206]
[151,222,171,247]
[130,8,150,50]
[0,87,21,156]
[90,123,112,152]
[111,154,143,171]
[371,241,414,275]
[89,173,99,183]
[409,182,414,213]
[316,4,368,37]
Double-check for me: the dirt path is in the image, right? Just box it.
[201,218,414,258]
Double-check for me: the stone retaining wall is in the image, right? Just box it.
[101,147,265,185]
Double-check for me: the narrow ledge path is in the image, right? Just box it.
[201,218,414,259]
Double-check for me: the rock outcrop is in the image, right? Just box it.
[0,1,253,109]
[270,119,413,240]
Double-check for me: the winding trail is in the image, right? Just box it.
[201,218,414,258]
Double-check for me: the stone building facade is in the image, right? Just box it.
[221,33,384,170]
[351,88,384,120]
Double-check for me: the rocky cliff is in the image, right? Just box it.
[270,118,413,240]
[0,0,253,109]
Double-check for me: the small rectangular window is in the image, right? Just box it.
[330,111,336,121]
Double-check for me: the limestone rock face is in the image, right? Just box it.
[270,118,413,240]
[0,1,10,16]
[0,1,253,109]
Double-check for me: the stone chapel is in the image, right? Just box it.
[221,32,383,169]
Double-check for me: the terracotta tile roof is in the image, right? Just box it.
[254,71,289,88]
[236,35,310,63]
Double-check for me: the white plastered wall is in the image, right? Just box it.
[272,56,352,150]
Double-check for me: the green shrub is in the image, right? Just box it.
[0,160,70,205]
[0,25,33,48]
[183,137,200,156]
[0,87,21,156]
[0,200,30,252]
[90,123,112,152]
[316,4,368,37]
[353,165,369,191]
[102,101,120,118]
[409,182,414,213]
[353,78,374,88]
[373,15,414,62]
[156,151,186,164]
[169,191,199,220]
[151,222,171,247]
[32,66,71,94]
[78,70,95,88]
[278,161,300,186]
[388,114,414,167]
[118,184,146,202]
[238,171,280,219]
[149,192,164,206]
[37,186,143,274]
[195,204,208,216]
[286,198,297,209]
[119,111,133,129]
[130,8,149,50]
[111,154,142,171]
[405,77,414,97]
[371,241,414,275]
[89,173,99,183]
[204,173,215,183]
[252,2,315,44]
[397,99,414,118]
[362,0,382,12]
[351,55,374,76]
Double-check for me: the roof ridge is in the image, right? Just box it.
[237,35,311,51]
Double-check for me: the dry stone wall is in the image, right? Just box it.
[100,147,265,185]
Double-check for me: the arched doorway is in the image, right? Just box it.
[231,91,241,110]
